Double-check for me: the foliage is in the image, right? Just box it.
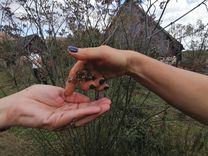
[168,20,208,72]
[0,0,208,156]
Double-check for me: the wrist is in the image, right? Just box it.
[125,51,146,76]
[0,94,17,129]
[0,98,10,129]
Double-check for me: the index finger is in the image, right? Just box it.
[64,61,85,96]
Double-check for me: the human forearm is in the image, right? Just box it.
[127,51,208,124]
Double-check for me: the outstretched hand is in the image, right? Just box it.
[1,85,111,130]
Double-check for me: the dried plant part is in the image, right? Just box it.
[75,69,96,83]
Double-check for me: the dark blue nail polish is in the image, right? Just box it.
[68,46,78,53]
[99,79,105,85]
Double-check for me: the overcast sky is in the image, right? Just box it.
[2,0,207,27]
[153,0,208,27]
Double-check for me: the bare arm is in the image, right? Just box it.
[127,51,208,124]
[67,45,208,124]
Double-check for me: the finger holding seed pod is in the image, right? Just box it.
[76,70,109,91]
[76,69,96,82]
[75,69,98,90]
[64,46,110,96]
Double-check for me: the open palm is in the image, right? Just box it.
[6,85,111,130]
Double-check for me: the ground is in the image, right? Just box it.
[0,131,37,156]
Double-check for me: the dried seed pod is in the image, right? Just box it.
[76,69,95,82]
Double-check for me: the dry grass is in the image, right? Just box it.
[0,131,38,156]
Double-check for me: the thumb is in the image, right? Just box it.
[67,46,99,61]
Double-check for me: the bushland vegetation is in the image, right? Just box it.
[0,0,208,155]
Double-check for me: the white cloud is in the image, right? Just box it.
[141,0,208,50]
[187,0,200,4]
[3,0,208,28]
[153,0,208,27]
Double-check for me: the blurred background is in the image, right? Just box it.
[0,0,208,155]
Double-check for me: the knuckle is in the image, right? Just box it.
[99,45,109,49]
[28,84,38,90]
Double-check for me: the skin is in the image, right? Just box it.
[0,85,111,130]
[66,45,208,124]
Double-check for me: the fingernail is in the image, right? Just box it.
[89,85,96,89]
[68,46,78,53]
[99,79,105,85]
[104,86,109,90]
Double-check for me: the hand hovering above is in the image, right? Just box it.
[65,45,130,96]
